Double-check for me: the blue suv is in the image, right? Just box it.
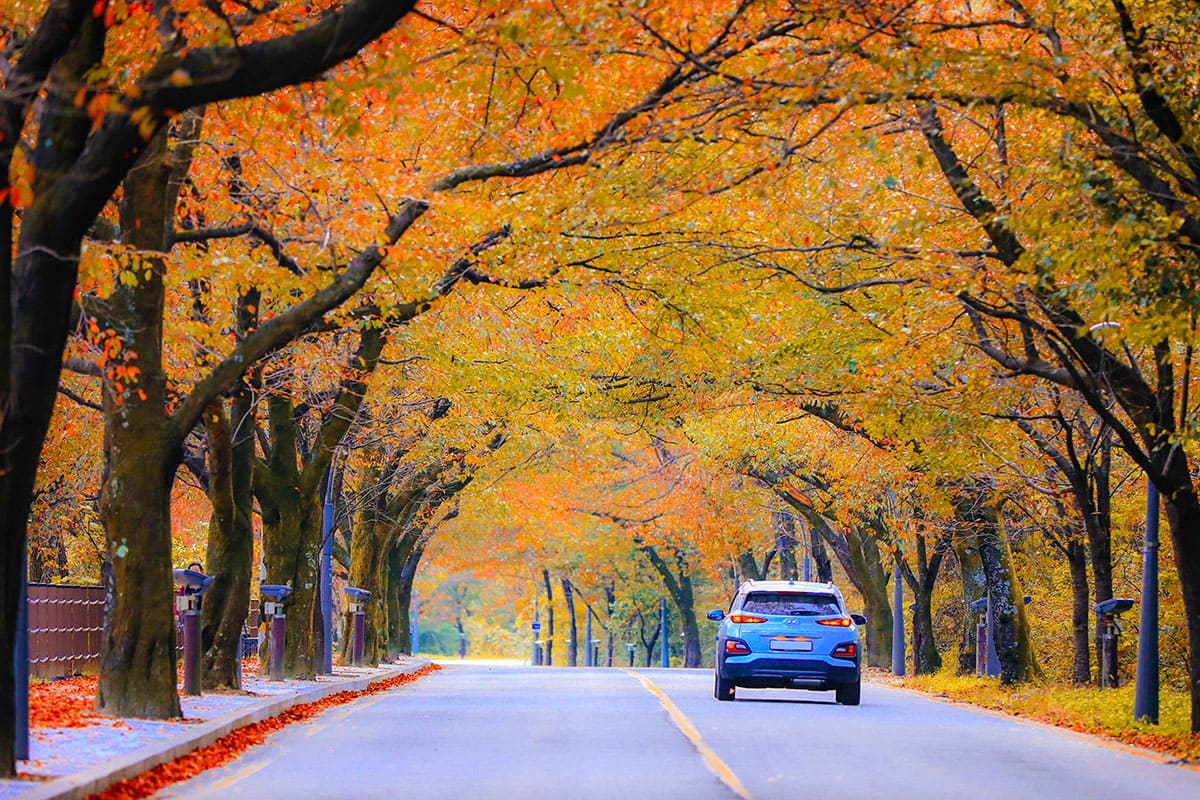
[709,580,865,705]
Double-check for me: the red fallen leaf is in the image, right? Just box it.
[87,664,441,799]
[29,676,101,729]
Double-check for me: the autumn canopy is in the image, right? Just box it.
[2,0,1200,776]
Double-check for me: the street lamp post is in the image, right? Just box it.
[660,598,669,668]
[411,587,419,656]
[892,559,905,676]
[319,466,335,674]
[1091,320,1160,724]
[584,607,593,667]
[1134,481,1160,723]
[15,550,28,761]
[797,516,812,582]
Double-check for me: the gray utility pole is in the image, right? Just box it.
[411,587,419,656]
[891,560,905,676]
[799,516,812,582]
[531,597,540,666]
[584,607,593,667]
[984,592,1000,677]
[319,467,334,674]
[660,598,669,668]
[15,550,28,760]
[1134,480,1160,723]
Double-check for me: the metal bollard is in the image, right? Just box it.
[1094,598,1134,689]
[345,587,372,667]
[261,584,292,681]
[173,568,213,696]
[182,609,202,694]
[1099,620,1118,688]
[975,622,987,676]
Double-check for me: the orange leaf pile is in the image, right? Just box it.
[29,676,101,729]
[87,664,440,799]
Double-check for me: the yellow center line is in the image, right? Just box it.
[185,760,270,798]
[625,669,752,800]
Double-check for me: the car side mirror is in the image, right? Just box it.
[706,609,725,621]
[850,614,867,626]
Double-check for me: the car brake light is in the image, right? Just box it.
[832,643,857,660]
[725,639,751,654]
[729,614,766,624]
[817,617,853,627]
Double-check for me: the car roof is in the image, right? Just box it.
[738,580,844,598]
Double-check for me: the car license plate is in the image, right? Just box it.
[769,639,813,652]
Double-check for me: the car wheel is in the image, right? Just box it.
[714,669,735,701]
[835,676,861,706]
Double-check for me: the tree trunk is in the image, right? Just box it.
[843,524,893,668]
[773,511,799,580]
[638,610,660,667]
[1084,438,1113,681]
[963,488,1040,683]
[1159,458,1200,732]
[901,533,944,675]
[605,585,616,667]
[562,578,578,667]
[95,128,181,719]
[677,572,703,668]
[639,544,703,668]
[542,568,555,666]
[1066,539,1092,685]
[199,393,254,690]
[348,462,387,665]
[952,522,986,675]
[811,526,833,583]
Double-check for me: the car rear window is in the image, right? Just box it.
[741,592,841,616]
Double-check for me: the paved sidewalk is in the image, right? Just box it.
[0,659,431,800]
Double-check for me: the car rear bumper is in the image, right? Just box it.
[719,654,859,689]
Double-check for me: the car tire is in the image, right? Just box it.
[835,676,861,706]
[714,669,735,701]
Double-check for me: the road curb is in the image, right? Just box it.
[19,659,432,800]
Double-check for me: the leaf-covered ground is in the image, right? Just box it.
[870,669,1200,762]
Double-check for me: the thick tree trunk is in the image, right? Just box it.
[677,572,703,668]
[96,428,180,718]
[95,128,181,719]
[562,578,578,667]
[348,463,387,665]
[961,486,1040,683]
[953,523,986,675]
[843,524,892,668]
[391,539,425,657]
[199,395,255,691]
[259,391,321,678]
[384,537,411,658]
[1159,461,1200,733]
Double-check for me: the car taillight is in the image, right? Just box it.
[729,614,766,624]
[817,617,853,627]
[832,642,857,660]
[725,638,751,654]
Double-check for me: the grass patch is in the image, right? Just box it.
[882,669,1198,761]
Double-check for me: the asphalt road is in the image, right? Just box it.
[157,662,1200,800]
